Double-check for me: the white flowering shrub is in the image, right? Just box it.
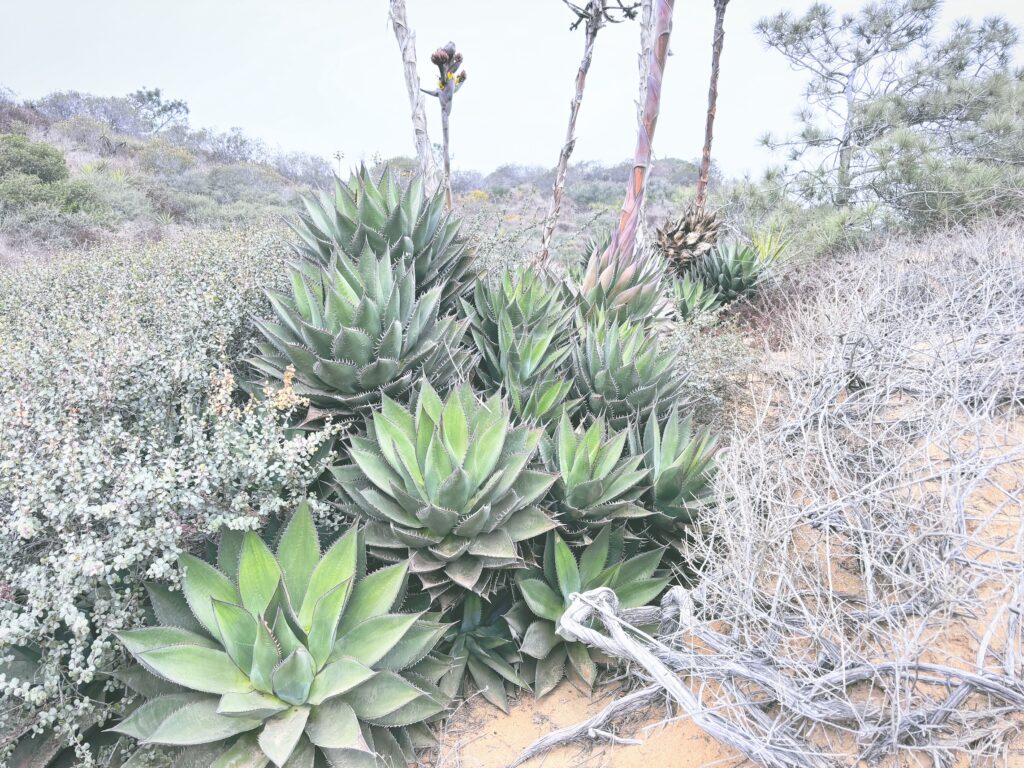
[0,228,338,765]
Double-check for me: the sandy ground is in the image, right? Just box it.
[431,682,739,768]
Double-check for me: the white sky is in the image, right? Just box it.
[1,1,1022,177]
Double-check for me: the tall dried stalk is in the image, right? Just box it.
[606,0,675,264]
[695,0,730,212]
[388,0,441,191]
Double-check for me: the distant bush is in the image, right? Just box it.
[135,140,197,175]
[0,171,64,208]
[0,133,69,183]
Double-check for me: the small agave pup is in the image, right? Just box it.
[506,528,669,698]
[333,380,558,606]
[111,503,449,767]
[438,593,529,713]
[463,269,578,427]
[631,406,718,549]
[542,413,651,530]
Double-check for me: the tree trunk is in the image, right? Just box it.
[606,0,675,263]
[836,66,858,207]
[695,0,729,213]
[536,1,605,266]
[389,0,441,192]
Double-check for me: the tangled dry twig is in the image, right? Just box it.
[511,220,1024,767]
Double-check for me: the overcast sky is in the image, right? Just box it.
[2,1,1022,177]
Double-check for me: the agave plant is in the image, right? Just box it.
[671,275,721,320]
[630,407,718,552]
[249,253,471,424]
[506,528,669,698]
[463,269,578,427]
[576,239,665,324]
[657,204,722,275]
[111,504,449,767]
[290,165,474,310]
[438,593,528,713]
[690,242,767,304]
[332,381,557,606]
[571,313,685,430]
[541,413,650,529]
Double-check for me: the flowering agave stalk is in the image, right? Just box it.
[423,42,467,211]
[291,166,474,311]
[571,313,684,429]
[249,254,470,425]
[333,381,557,606]
[541,413,650,529]
[463,269,578,427]
[506,528,669,697]
[630,406,718,553]
[438,593,529,713]
[110,503,450,767]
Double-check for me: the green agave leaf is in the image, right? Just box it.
[337,562,408,634]
[218,530,245,579]
[517,578,564,623]
[179,554,240,642]
[307,657,376,705]
[579,525,612,587]
[332,613,420,666]
[272,646,316,705]
[218,690,289,719]
[250,618,281,695]
[238,533,282,619]
[139,645,253,694]
[466,656,509,713]
[566,641,597,688]
[145,583,207,636]
[257,705,310,766]
[108,692,208,740]
[345,671,424,720]
[213,600,257,674]
[145,697,262,746]
[116,626,217,657]
[535,644,567,699]
[616,577,671,610]
[307,579,352,669]
[299,529,358,631]
[304,698,366,750]
[551,534,581,602]
[376,620,449,672]
[115,664,186,699]
[519,620,560,660]
[209,732,269,768]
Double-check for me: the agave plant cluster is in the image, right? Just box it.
[105,168,726,767]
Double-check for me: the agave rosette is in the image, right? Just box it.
[111,503,449,767]
[671,275,721,320]
[571,313,684,430]
[541,413,650,529]
[332,381,557,606]
[629,407,718,557]
[249,252,470,424]
[463,269,578,427]
[506,528,669,697]
[690,241,767,303]
[291,165,473,310]
[577,236,665,324]
[437,593,529,713]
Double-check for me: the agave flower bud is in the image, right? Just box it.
[505,528,669,697]
[431,48,450,65]
[452,52,463,66]
[111,503,449,766]
[457,70,467,84]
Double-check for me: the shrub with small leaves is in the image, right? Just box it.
[112,503,449,767]
[506,529,669,698]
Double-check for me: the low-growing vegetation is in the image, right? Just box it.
[1,0,1021,766]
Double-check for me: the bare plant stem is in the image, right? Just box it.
[695,0,729,213]
[388,0,441,191]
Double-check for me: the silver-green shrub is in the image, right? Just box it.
[0,228,337,765]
